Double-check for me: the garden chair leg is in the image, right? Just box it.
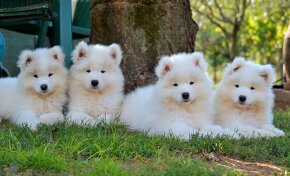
[52,0,72,67]
[36,20,49,48]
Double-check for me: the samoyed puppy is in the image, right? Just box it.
[214,57,285,138]
[0,46,68,130]
[67,41,124,125]
[120,52,238,140]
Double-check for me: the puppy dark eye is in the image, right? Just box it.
[250,86,255,90]
[189,81,194,85]
[101,70,106,73]
[173,83,178,87]
[48,73,53,77]
[33,75,38,78]
[86,70,91,73]
[235,84,239,88]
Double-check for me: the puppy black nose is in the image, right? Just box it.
[40,84,48,91]
[182,92,190,99]
[239,95,246,102]
[91,80,99,87]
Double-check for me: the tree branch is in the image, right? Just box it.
[193,6,229,37]
[213,0,234,24]
[236,0,250,25]
[235,0,240,13]
[194,0,234,29]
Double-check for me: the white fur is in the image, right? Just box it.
[68,41,124,126]
[214,57,285,138]
[121,52,238,140]
[0,46,68,130]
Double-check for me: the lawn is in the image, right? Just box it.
[0,110,289,175]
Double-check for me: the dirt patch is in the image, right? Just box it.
[201,152,286,176]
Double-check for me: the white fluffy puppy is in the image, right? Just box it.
[214,57,285,138]
[68,41,124,125]
[121,52,237,140]
[0,46,68,130]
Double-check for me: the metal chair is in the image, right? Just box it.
[0,31,9,77]
[72,0,91,38]
[0,0,72,66]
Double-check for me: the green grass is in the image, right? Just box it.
[0,110,289,175]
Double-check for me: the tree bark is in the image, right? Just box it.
[283,22,290,90]
[90,0,198,92]
[230,24,239,60]
[274,89,290,110]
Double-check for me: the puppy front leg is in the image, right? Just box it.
[13,110,40,131]
[39,112,64,125]
[68,111,96,126]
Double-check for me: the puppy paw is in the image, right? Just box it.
[22,120,40,131]
[170,122,197,140]
[29,122,39,131]
[199,125,239,139]
[239,129,276,138]
[68,112,96,126]
[197,130,235,138]
[97,114,113,123]
[39,112,64,125]
[258,130,277,138]
[220,130,240,139]
[14,112,40,131]
[270,128,285,136]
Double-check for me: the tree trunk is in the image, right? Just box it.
[283,23,290,90]
[90,0,198,92]
[230,23,239,60]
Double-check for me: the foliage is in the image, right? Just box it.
[0,110,289,175]
[191,0,290,82]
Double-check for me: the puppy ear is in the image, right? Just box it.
[155,56,174,79]
[109,43,123,65]
[50,46,65,63]
[17,50,33,70]
[192,52,208,72]
[72,41,89,64]
[260,64,274,86]
[224,56,246,76]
